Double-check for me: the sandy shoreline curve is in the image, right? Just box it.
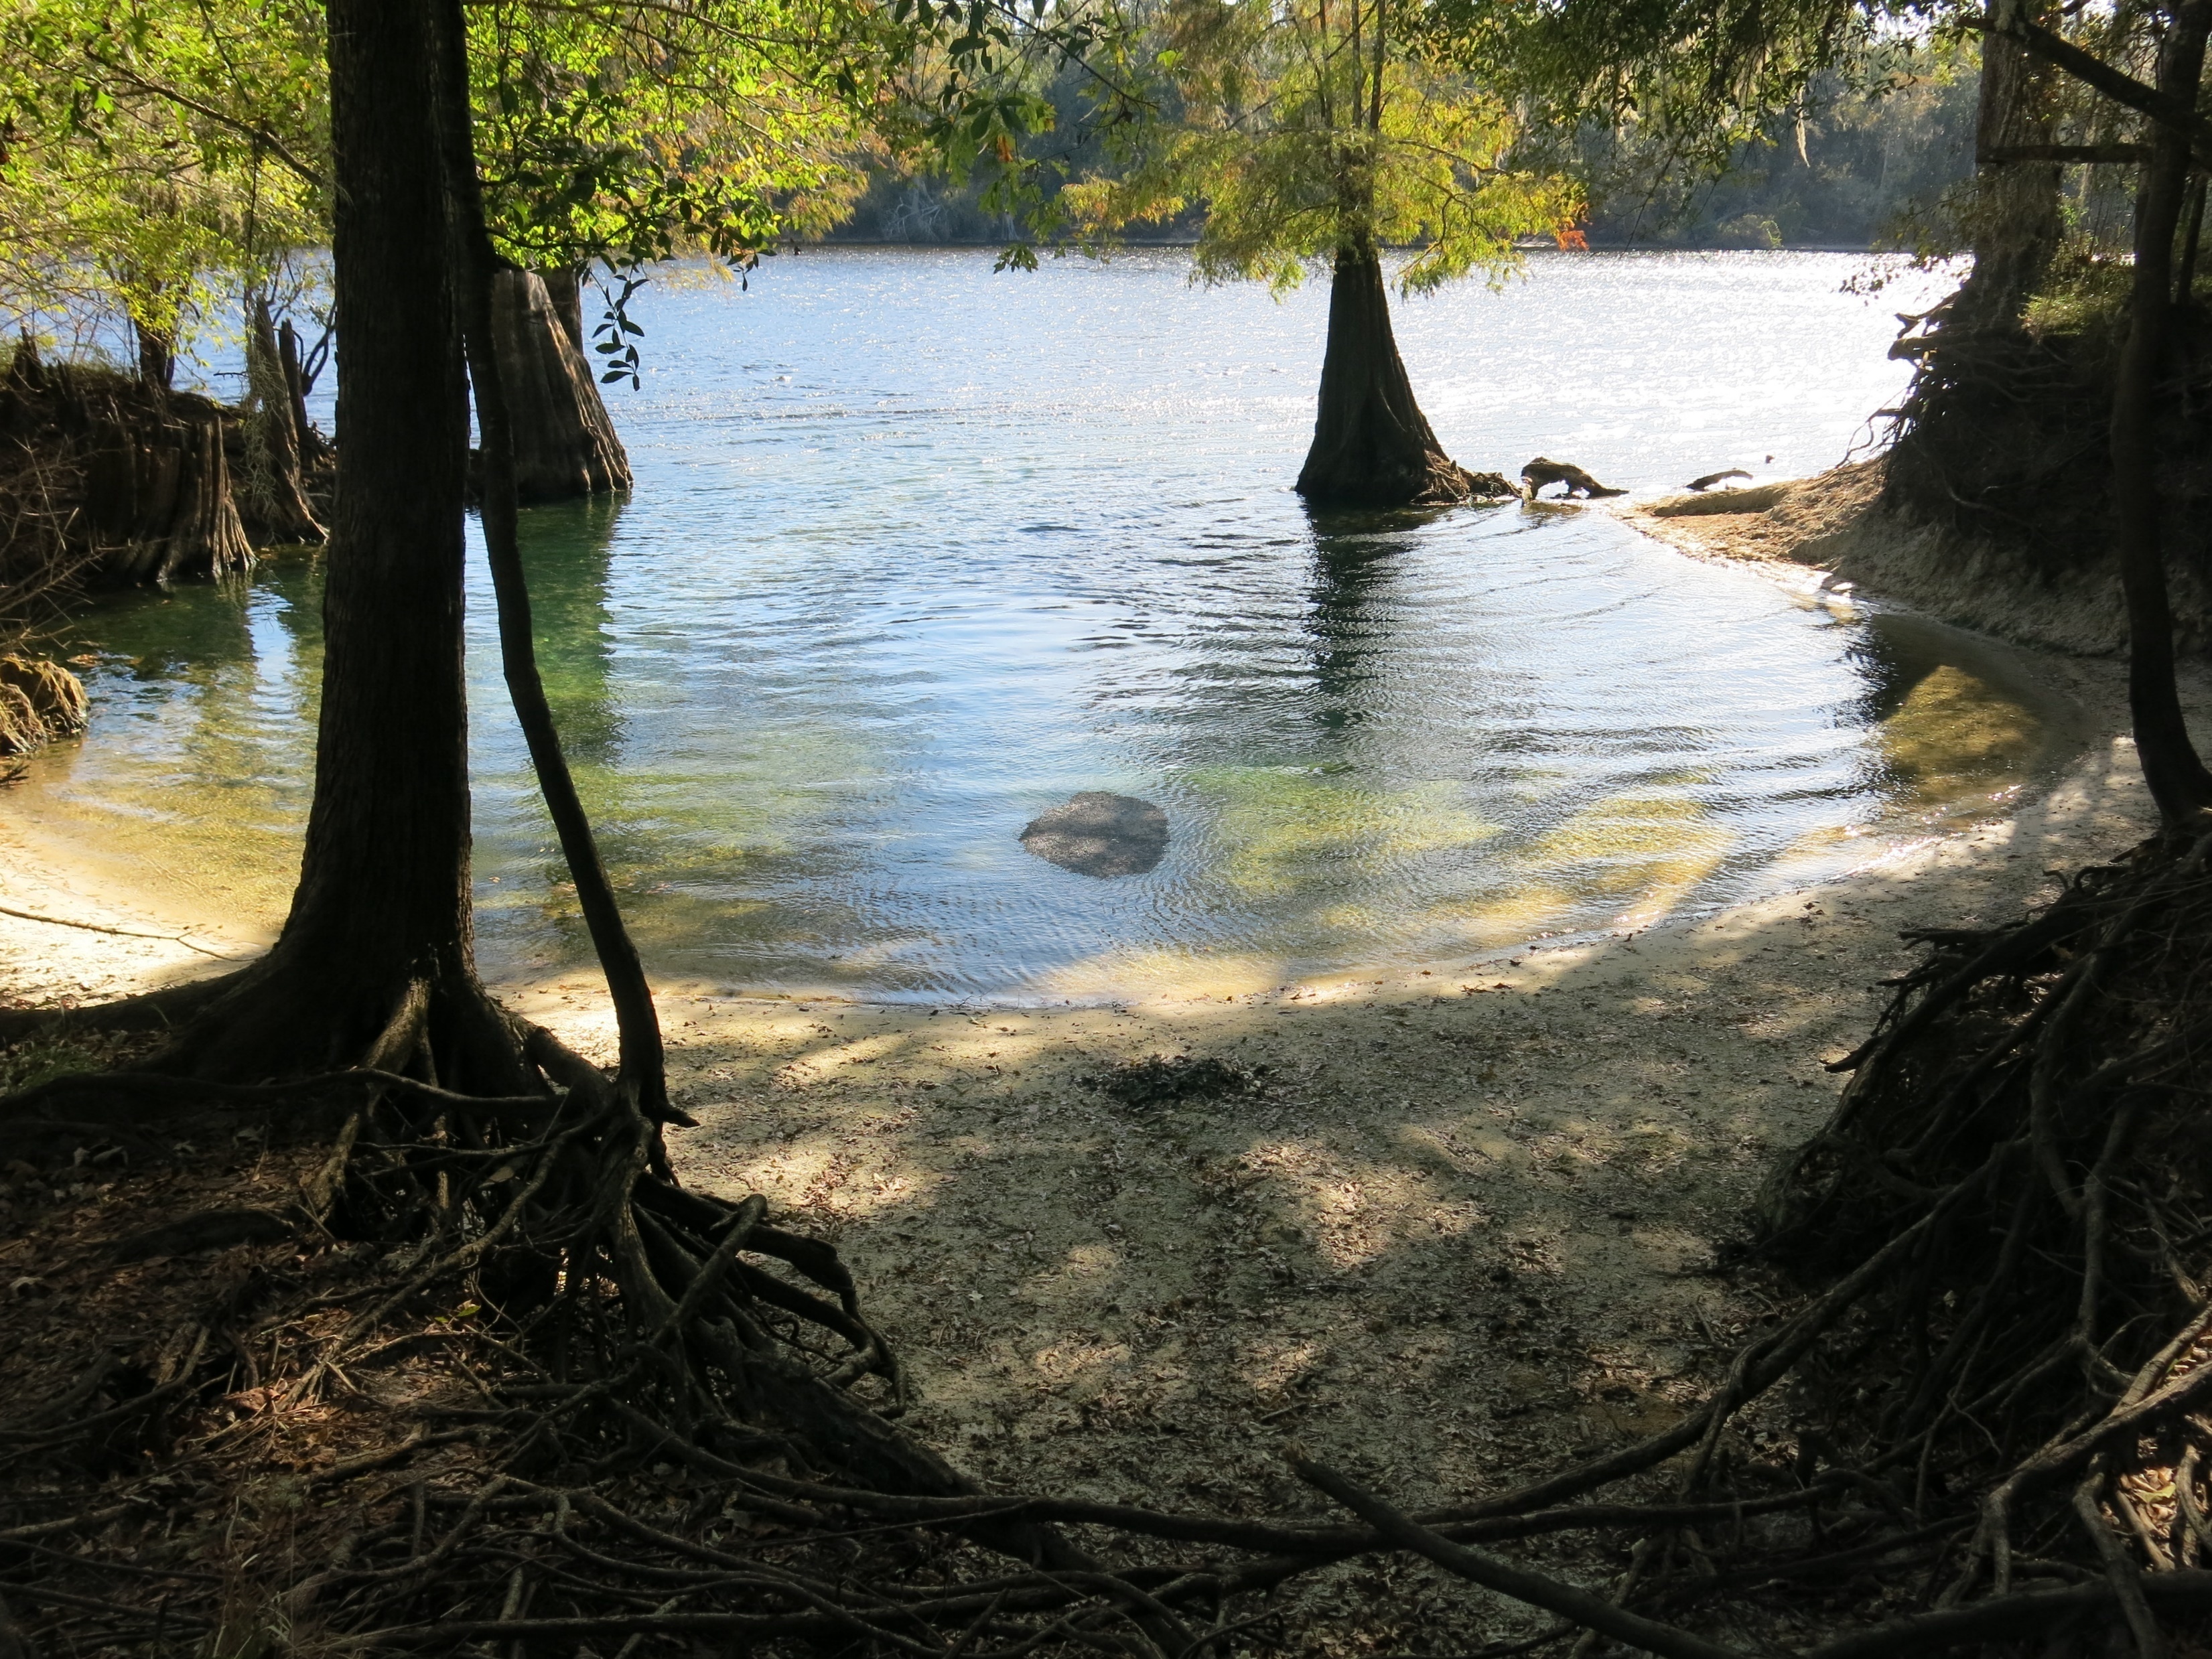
[4,490,2207,1642]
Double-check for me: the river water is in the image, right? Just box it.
[7,248,2079,1001]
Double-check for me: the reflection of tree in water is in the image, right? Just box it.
[29,557,324,928]
[1298,504,1428,739]
[518,494,626,768]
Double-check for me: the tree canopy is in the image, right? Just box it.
[0,0,938,370]
[1060,0,1581,295]
[0,0,328,363]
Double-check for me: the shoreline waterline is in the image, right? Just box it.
[1,568,2193,1649]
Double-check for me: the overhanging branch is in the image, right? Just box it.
[94,58,328,192]
[1972,9,2212,170]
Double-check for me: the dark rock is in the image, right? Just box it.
[1018,791,1168,877]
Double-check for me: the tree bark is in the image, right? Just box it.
[240,296,327,546]
[1296,244,1482,508]
[133,318,175,392]
[544,267,587,352]
[165,0,525,1086]
[2110,0,2212,824]
[488,267,632,503]
[96,401,256,583]
[1955,0,2065,332]
[277,317,331,468]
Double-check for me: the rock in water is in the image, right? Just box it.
[1019,792,1169,877]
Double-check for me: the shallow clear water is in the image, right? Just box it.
[9,248,2079,999]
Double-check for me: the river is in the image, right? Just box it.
[3,247,2080,1001]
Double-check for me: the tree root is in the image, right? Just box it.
[0,967,244,1040]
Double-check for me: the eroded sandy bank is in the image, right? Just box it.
[1623,456,2202,658]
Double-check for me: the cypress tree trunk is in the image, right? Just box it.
[1953,0,2065,332]
[488,266,632,503]
[167,0,526,1087]
[277,317,330,469]
[133,318,175,392]
[0,346,257,585]
[2110,0,2212,824]
[240,297,327,546]
[96,399,255,583]
[544,266,587,351]
[1296,244,1484,508]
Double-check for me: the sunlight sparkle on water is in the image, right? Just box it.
[10,249,2081,999]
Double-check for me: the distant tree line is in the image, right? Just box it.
[821,42,1982,253]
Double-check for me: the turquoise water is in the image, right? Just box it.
[10,248,2074,999]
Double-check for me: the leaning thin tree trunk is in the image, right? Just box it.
[1296,242,1480,508]
[2110,0,2212,823]
[488,266,632,503]
[435,169,665,1111]
[1953,0,2065,332]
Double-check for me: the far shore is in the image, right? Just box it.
[3,494,2204,1640]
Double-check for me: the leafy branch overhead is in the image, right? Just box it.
[1061,0,1582,296]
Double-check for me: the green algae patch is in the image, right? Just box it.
[1876,664,2045,802]
[1184,767,1503,897]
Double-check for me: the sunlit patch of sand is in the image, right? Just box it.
[1224,1139,1493,1270]
[1030,946,1290,1003]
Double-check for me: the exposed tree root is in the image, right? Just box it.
[0,968,246,1040]
[1744,822,2212,1649]
[11,822,2212,1657]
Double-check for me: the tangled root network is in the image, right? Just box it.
[7,835,2212,1656]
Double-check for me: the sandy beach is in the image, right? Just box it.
[3,500,2203,1642]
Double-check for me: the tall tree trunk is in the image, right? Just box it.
[2110,0,2212,824]
[489,267,632,503]
[1955,0,2065,332]
[1296,244,1481,508]
[166,0,524,1086]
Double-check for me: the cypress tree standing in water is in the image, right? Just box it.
[1064,0,1578,508]
[1299,236,1475,506]
[460,1,872,501]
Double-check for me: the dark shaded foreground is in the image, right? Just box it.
[13,743,2212,1650]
